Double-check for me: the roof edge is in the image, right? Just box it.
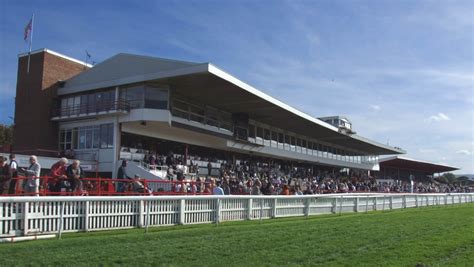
[18,48,93,68]
[379,156,459,170]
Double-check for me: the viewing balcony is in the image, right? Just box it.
[51,99,130,121]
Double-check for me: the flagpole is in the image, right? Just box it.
[26,13,34,74]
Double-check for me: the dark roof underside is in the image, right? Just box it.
[379,157,458,173]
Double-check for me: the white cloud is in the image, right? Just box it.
[456,150,472,156]
[418,148,437,154]
[426,113,450,122]
[370,105,381,111]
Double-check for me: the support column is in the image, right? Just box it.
[112,86,121,179]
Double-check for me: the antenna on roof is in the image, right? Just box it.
[85,50,92,68]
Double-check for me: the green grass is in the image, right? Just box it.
[1,204,473,266]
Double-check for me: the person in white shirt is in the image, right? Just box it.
[20,155,41,196]
[8,154,18,195]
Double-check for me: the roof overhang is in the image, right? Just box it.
[60,59,405,156]
[379,156,459,174]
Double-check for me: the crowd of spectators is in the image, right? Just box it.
[141,151,471,195]
[0,151,471,196]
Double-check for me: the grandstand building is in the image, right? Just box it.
[12,48,406,178]
[376,156,459,182]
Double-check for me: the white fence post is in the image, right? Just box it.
[57,201,65,239]
[415,195,418,207]
[138,200,144,228]
[402,195,406,209]
[23,202,29,236]
[365,196,369,213]
[332,198,337,214]
[389,196,393,210]
[179,199,185,225]
[216,198,221,224]
[355,197,359,212]
[272,198,277,218]
[247,198,253,220]
[84,201,90,232]
[304,198,310,217]
[339,196,343,215]
[145,200,150,233]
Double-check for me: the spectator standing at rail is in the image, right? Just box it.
[251,179,262,195]
[0,157,11,195]
[116,160,130,193]
[20,155,41,196]
[49,158,68,194]
[66,160,85,195]
[8,154,18,195]
[213,181,224,195]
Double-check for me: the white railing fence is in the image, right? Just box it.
[0,193,472,238]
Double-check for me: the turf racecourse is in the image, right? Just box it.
[1,204,473,266]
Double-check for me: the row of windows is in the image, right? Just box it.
[121,85,169,109]
[59,90,116,116]
[59,124,114,151]
[57,84,169,118]
[171,98,233,132]
[248,123,377,164]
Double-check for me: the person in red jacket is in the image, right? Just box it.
[49,158,68,194]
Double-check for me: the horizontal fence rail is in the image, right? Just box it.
[0,193,472,238]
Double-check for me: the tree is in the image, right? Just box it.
[441,172,457,184]
[0,124,13,146]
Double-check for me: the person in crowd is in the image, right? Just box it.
[251,179,262,195]
[116,160,130,193]
[213,181,224,195]
[8,154,18,195]
[165,152,174,167]
[66,160,85,195]
[130,174,151,195]
[0,157,11,195]
[221,178,231,195]
[20,155,41,196]
[280,184,290,195]
[207,161,212,177]
[49,158,68,194]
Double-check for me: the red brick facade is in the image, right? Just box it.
[13,50,88,156]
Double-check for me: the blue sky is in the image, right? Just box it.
[1,0,473,173]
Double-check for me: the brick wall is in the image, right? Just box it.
[13,50,88,155]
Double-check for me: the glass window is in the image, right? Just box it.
[285,135,290,144]
[107,124,114,148]
[124,86,145,109]
[256,127,263,138]
[271,131,278,141]
[85,127,93,148]
[248,125,256,138]
[145,87,168,109]
[278,133,284,143]
[92,126,100,148]
[264,129,271,140]
[78,128,86,149]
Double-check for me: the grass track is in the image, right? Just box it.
[1,204,473,266]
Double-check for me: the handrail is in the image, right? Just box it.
[51,99,131,118]
[1,192,472,202]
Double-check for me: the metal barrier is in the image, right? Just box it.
[0,193,472,238]
[0,176,213,197]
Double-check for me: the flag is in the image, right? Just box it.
[24,18,32,41]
